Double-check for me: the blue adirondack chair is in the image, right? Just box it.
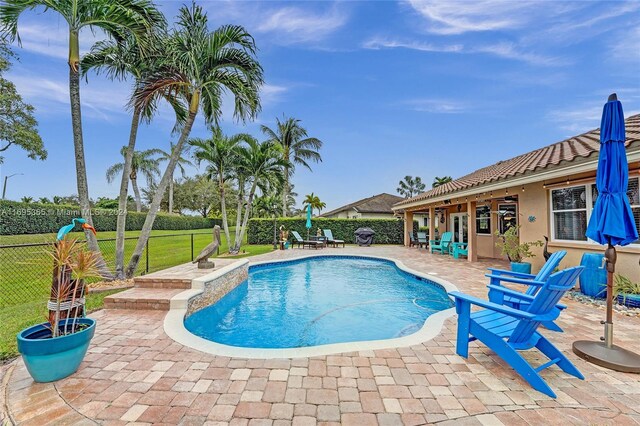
[485,251,567,332]
[430,231,453,254]
[450,266,585,398]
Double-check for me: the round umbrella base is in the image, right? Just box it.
[573,340,640,373]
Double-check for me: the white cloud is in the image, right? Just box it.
[363,37,559,66]
[261,84,288,105]
[406,0,537,35]
[363,37,462,53]
[8,73,131,121]
[256,5,348,44]
[11,23,105,60]
[548,99,640,134]
[473,42,564,66]
[404,98,468,114]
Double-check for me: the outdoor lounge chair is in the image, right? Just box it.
[323,229,345,247]
[452,242,468,259]
[450,266,585,398]
[430,231,453,254]
[416,232,428,248]
[291,231,322,249]
[486,250,567,332]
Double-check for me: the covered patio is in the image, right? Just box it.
[2,246,639,425]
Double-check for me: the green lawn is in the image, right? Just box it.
[0,228,273,360]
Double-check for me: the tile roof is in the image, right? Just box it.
[322,193,405,217]
[394,114,640,208]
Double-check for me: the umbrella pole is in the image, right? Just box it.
[604,243,616,348]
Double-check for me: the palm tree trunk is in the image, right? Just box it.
[131,178,142,212]
[114,108,141,279]
[236,182,258,251]
[168,179,174,213]
[125,111,197,277]
[282,166,289,217]
[68,31,111,279]
[219,179,232,248]
[232,184,244,252]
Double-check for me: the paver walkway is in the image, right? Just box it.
[3,246,640,425]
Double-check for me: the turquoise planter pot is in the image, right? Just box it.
[511,262,532,274]
[17,318,96,383]
[578,253,607,298]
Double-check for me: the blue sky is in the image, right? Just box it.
[1,0,639,212]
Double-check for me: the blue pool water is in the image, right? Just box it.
[184,256,454,348]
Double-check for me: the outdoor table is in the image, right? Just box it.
[309,236,327,248]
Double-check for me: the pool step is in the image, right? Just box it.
[104,288,184,311]
[134,276,192,289]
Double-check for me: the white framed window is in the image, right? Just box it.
[549,177,640,244]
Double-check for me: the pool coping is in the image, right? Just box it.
[164,253,458,359]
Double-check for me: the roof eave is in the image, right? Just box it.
[393,147,640,211]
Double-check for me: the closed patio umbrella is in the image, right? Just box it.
[306,204,312,240]
[573,93,640,372]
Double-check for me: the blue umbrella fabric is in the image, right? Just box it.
[305,204,312,239]
[585,99,639,246]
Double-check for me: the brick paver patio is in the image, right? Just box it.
[3,246,640,425]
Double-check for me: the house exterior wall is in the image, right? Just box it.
[404,176,639,279]
[519,180,640,279]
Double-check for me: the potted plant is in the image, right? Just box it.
[17,220,99,383]
[614,274,640,309]
[494,225,543,274]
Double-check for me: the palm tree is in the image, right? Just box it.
[304,192,326,216]
[190,129,256,247]
[125,4,263,277]
[397,175,426,198]
[37,197,50,204]
[20,196,33,203]
[81,29,175,279]
[154,142,193,214]
[432,176,453,188]
[261,117,322,217]
[232,140,287,253]
[0,0,165,266]
[106,147,162,212]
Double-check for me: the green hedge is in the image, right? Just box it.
[0,200,221,235]
[247,217,418,245]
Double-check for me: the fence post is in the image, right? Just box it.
[145,239,149,274]
[191,233,194,261]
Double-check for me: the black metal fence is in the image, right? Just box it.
[0,231,215,308]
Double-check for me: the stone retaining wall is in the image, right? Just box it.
[185,261,248,316]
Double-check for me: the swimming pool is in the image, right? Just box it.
[184,256,454,349]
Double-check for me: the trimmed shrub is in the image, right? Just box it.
[247,217,418,245]
[0,200,221,235]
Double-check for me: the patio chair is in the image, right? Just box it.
[450,266,585,398]
[408,233,418,247]
[430,231,453,254]
[290,231,322,249]
[323,229,345,247]
[486,250,567,332]
[452,243,468,259]
[416,232,428,248]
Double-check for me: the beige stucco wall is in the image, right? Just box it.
[519,181,639,279]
